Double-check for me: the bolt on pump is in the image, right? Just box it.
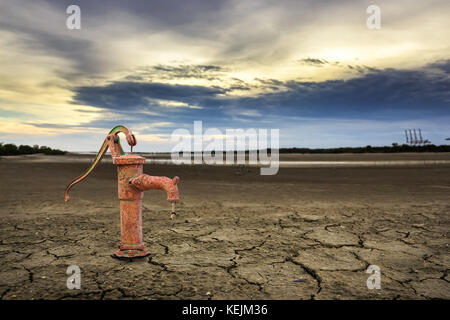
[64,125,180,258]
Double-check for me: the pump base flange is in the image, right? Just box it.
[113,249,150,259]
[113,243,150,258]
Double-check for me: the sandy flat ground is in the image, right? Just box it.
[0,153,449,300]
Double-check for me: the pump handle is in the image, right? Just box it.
[64,125,136,202]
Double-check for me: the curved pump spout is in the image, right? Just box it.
[130,175,180,202]
[64,125,137,202]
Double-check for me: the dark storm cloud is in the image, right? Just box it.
[347,64,378,74]
[253,67,450,118]
[298,58,329,66]
[73,81,226,111]
[297,58,378,74]
[71,63,450,123]
[427,59,450,74]
[255,78,285,86]
[130,64,226,81]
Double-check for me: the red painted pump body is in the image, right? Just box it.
[64,126,180,258]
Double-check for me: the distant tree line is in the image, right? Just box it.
[275,144,450,154]
[0,143,66,156]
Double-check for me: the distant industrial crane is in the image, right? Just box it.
[409,129,414,145]
[403,128,430,146]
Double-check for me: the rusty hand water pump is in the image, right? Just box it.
[64,125,180,258]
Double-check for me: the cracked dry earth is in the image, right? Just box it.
[0,159,449,299]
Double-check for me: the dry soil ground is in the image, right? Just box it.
[0,153,449,299]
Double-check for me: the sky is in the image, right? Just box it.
[0,0,449,152]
